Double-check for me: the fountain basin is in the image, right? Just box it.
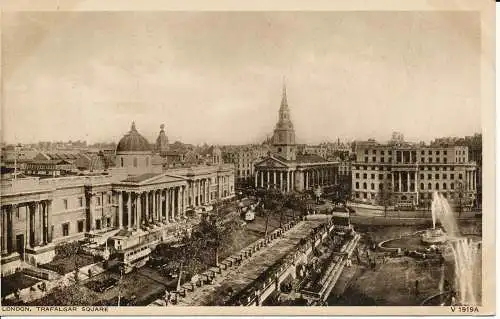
[421,228,447,245]
[421,291,455,306]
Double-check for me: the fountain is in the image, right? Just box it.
[421,192,448,244]
[420,192,481,306]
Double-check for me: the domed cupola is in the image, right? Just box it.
[116,122,152,153]
[116,122,153,175]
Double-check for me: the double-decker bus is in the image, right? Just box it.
[116,242,152,274]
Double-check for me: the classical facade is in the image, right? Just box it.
[352,140,478,209]
[1,123,235,276]
[254,84,339,193]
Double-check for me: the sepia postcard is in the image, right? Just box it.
[0,0,495,316]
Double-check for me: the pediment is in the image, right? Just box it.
[255,157,289,168]
[144,173,186,184]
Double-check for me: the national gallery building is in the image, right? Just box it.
[1,123,235,275]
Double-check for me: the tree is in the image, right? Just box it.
[378,181,393,217]
[284,192,307,220]
[261,188,283,237]
[54,241,83,282]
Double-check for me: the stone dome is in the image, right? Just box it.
[116,122,152,153]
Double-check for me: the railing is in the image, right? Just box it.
[226,219,335,306]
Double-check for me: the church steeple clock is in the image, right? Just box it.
[272,81,297,161]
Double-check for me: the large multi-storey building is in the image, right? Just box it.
[351,140,478,209]
[1,122,235,276]
[254,84,339,193]
[222,145,270,187]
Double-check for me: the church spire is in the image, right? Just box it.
[281,77,288,108]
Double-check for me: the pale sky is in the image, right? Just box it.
[2,11,481,145]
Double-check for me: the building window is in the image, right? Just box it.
[364,157,368,163]
[63,199,68,210]
[121,158,124,167]
[107,217,111,227]
[428,183,432,190]
[363,182,367,189]
[96,197,101,206]
[133,157,138,167]
[371,183,374,190]
[387,173,391,179]
[443,183,447,190]
[435,183,439,190]
[62,223,70,237]
[443,174,447,179]
[428,158,433,163]
[379,184,384,190]
[436,158,440,163]
[451,174,455,179]
[355,182,359,189]
[371,174,375,179]
[96,219,101,230]
[420,174,424,180]
[363,193,367,199]
[451,183,454,190]
[435,174,439,179]
[378,174,383,179]
[77,220,84,233]
[428,174,432,179]
[381,151,385,155]
[381,157,385,163]
[444,150,447,155]
[444,158,447,164]
[355,173,359,178]
[428,150,432,155]
[356,193,360,198]
[420,183,424,190]
[78,197,83,207]
[436,150,440,155]
[364,150,368,155]
[421,151,425,155]
[363,173,367,179]
[459,174,463,180]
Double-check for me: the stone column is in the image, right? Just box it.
[176,187,181,220]
[286,171,290,192]
[41,202,46,244]
[34,202,41,246]
[165,189,170,222]
[260,171,264,188]
[127,192,132,230]
[469,171,472,191]
[145,191,150,224]
[1,208,7,255]
[398,172,402,192]
[182,186,186,218]
[46,201,53,243]
[407,172,410,193]
[89,195,95,231]
[7,206,14,253]
[136,193,142,228]
[473,171,476,190]
[391,173,395,189]
[118,192,123,228]
[255,172,258,188]
[197,180,201,206]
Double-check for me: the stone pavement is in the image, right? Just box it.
[176,218,328,306]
